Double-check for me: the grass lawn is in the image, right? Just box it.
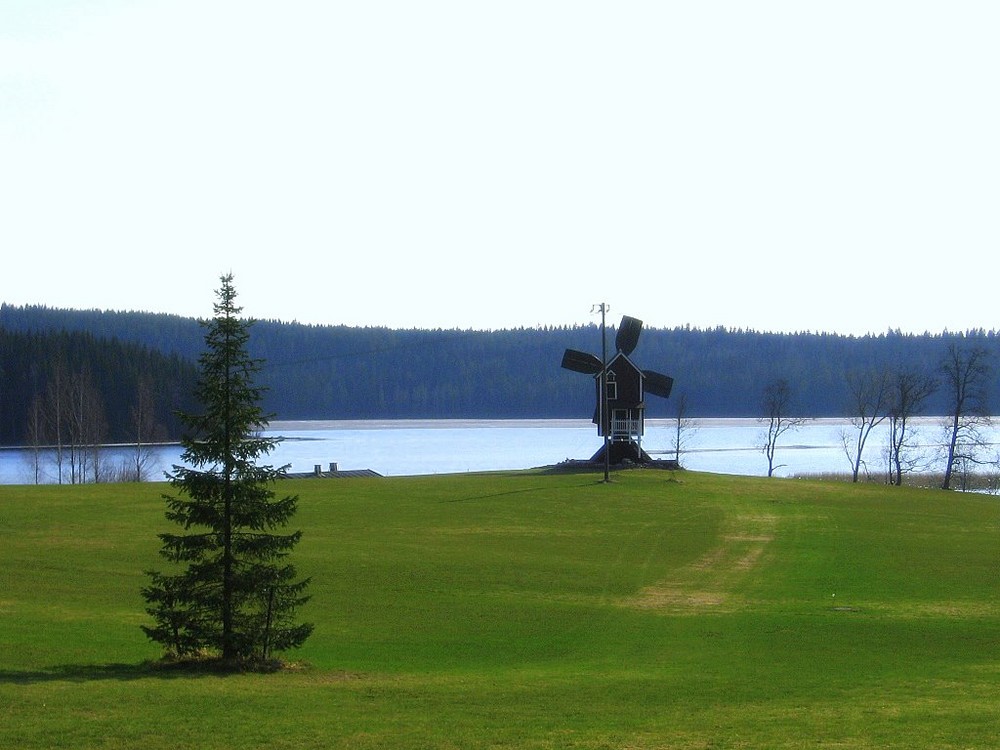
[2,469,1000,748]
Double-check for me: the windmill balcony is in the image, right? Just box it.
[610,417,642,439]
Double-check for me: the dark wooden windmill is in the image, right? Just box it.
[561,312,674,466]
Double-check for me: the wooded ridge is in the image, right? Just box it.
[2,303,999,446]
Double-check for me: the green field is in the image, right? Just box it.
[2,469,1000,748]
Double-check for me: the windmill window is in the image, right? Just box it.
[606,381,618,400]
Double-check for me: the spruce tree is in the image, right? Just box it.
[142,273,312,667]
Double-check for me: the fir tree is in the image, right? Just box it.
[142,274,312,667]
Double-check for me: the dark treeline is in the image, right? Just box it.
[0,324,197,447]
[2,304,1000,445]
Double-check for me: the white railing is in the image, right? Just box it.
[611,418,641,438]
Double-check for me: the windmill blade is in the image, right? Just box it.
[616,315,643,355]
[561,349,603,375]
[642,370,674,398]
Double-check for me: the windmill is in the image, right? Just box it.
[561,309,674,467]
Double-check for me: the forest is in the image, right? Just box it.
[2,303,1000,448]
[0,324,197,449]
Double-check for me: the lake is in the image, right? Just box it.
[0,417,992,485]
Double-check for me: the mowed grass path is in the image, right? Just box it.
[2,469,1000,748]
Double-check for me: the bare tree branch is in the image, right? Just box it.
[940,343,993,490]
[844,369,891,483]
[759,379,807,477]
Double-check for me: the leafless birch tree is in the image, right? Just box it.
[25,394,47,484]
[760,378,807,477]
[670,391,697,467]
[65,369,107,483]
[886,368,937,486]
[842,369,891,482]
[940,343,992,490]
[127,377,160,482]
[44,361,68,484]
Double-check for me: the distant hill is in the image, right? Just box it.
[2,304,999,444]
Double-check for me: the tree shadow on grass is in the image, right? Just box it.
[448,486,549,503]
[450,479,607,503]
[0,663,186,685]
[0,658,297,685]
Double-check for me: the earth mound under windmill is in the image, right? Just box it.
[561,314,675,465]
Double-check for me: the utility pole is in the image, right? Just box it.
[593,303,611,482]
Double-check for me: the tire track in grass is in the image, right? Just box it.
[622,513,778,614]
[596,505,708,609]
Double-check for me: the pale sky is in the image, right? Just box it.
[2,1,998,334]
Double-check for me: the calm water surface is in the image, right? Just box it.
[0,417,988,484]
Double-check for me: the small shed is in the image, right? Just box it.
[285,462,382,479]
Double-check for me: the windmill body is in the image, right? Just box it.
[562,315,674,464]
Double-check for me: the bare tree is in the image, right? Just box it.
[84,373,108,483]
[128,377,160,482]
[25,394,47,484]
[25,362,160,485]
[842,369,891,482]
[940,343,993,490]
[64,369,107,484]
[44,361,68,484]
[760,378,807,477]
[670,391,697,467]
[886,368,937,486]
